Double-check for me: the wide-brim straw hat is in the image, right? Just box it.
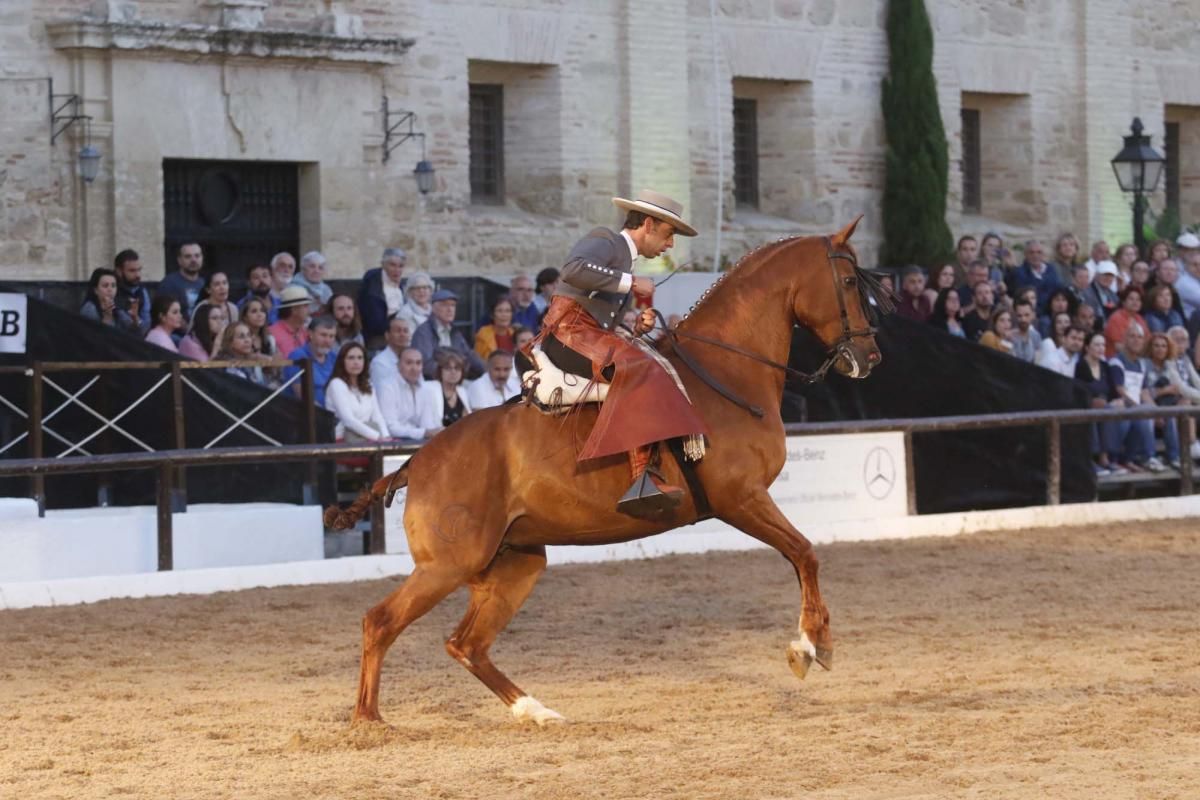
[277,285,311,309]
[612,189,698,237]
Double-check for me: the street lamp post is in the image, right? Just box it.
[1110,117,1166,255]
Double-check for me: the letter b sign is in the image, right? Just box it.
[0,294,28,354]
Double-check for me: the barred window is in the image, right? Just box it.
[469,84,504,203]
[1165,121,1180,216]
[733,97,759,209]
[961,108,981,214]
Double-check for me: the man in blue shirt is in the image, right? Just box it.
[114,248,151,335]
[1013,239,1063,310]
[157,242,207,320]
[283,316,337,408]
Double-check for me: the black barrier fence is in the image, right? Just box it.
[0,404,1195,572]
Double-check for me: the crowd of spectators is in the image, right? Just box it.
[83,242,563,446]
[893,229,1200,476]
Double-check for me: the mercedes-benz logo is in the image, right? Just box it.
[862,446,896,499]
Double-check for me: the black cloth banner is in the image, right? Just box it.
[0,292,335,509]
[785,315,1095,513]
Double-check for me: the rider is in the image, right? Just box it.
[536,190,709,518]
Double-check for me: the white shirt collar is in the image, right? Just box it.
[619,230,638,266]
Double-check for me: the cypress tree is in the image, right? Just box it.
[880,0,954,268]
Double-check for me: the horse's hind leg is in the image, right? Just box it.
[444,545,562,725]
[723,495,832,679]
[354,565,467,724]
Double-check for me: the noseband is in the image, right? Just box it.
[660,237,880,418]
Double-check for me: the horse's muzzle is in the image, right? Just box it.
[833,341,881,379]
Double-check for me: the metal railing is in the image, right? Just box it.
[0,358,318,513]
[0,404,1196,572]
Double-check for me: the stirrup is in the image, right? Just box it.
[616,469,683,518]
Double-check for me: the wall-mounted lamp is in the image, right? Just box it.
[382,95,435,194]
[49,78,102,184]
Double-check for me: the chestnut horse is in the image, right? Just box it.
[327,218,885,725]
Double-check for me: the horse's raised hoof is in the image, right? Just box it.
[814,647,834,671]
[511,695,566,727]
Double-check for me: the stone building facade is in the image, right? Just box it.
[1,0,1198,283]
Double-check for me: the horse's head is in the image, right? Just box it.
[791,217,888,379]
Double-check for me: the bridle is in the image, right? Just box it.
[656,236,880,419]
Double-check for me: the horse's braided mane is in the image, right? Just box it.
[679,235,800,323]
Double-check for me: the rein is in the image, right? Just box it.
[656,237,886,419]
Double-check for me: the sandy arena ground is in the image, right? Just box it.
[2,520,1199,799]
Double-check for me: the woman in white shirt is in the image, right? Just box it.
[325,342,389,442]
[418,350,472,436]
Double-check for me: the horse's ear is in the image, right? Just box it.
[830,215,864,248]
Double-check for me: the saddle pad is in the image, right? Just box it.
[522,346,610,407]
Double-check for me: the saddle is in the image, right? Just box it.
[521,346,609,411]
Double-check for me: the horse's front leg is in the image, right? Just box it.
[722,494,832,679]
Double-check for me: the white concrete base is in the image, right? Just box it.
[2,496,1198,611]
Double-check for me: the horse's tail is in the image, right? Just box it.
[322,461,411,531]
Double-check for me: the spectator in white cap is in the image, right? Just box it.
[397,271,436,330]
[292,250,333,313]
[410,288,486,379]
[1081,260,1120,323]
[1175,231,1200,260]
[1082,240,1111,282]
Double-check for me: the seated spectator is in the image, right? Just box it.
[1149,256,1185,314]
[512,324,536,375]
[1032,287,1080,338]
[1009,299,1041,362]
[80,267,138,334]
[412,289,486,379]
[956,260,990,307]
[375,347,438,443]
[509,273,541,331]
[396,271,435,331]
[1171,255,1200,319]
[157,242,206,320]
[894,266,932,323]
[1129,259,1151,291]
[1147,239,1172,271]
[1036,312,1073,368]
[369,315,415,401]
[268,251,297,310]
[419,350,472,433]
[1167,326,1197,377]
[929,288,965,338]
[979,308,1015,355]
[1074,301,1099,335]
[1075,332,1144,475]
[359,247,408,350]
[1082,240,1111,283]
[179,303,228,362]
[961,280,995,342]
[980,232,1004,282]
[1108,323,1165,472]
[292,251,333,313]
[534,268,561,314]
[1145,332,1183,468]
[192,270,239,328]
[1014,285,1037,309]
[475,295,516,358]
[1037,323,1085,378]
[1103,286,1148,358]
[268,286,312,360]
[953,235,977,286]
[1079,262,1119,325]
[1065,263,1090,307]
[1051,232,1081,284]
[145,295,183,353]
[1013,239,1062,309]
[113,249,150,334]
[330,293,364,349]
[326,342,389,442]
[218,322,266,386]
[1178,232,1200,261]
[282,316,337,407]
[926,264,957,307]
[238,264,276,322]
[1113,243,1138,289]
[1166,325,1200,459]
[467,350,520,410]
[241,296,277,361]
[1144,284,1185,334]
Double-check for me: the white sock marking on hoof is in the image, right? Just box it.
[797,631,817,659]
[511,695,566,726]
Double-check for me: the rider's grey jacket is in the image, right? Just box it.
[554,227,636,332]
